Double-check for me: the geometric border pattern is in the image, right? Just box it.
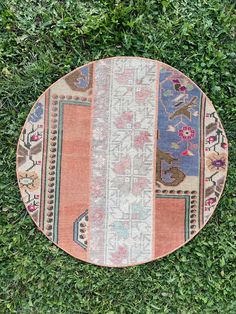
[73,209,89,250]
[42,96,91,243]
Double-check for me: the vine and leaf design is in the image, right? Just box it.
[17,102,44,217]
[156,76,199,187]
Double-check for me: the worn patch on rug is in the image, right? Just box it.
[16,57,228,267]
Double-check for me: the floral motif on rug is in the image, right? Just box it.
[16,57,228,267]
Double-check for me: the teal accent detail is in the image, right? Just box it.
[53,100,91,243]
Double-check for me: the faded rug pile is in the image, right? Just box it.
[16,57,228,267]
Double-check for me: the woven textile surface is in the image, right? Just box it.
[16,57,228,267]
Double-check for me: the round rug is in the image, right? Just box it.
[16,57,228,267]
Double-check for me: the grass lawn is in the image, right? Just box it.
[0,0,235,313]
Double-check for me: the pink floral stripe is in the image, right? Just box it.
[89,60,112,264]
[89,58,158,266]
